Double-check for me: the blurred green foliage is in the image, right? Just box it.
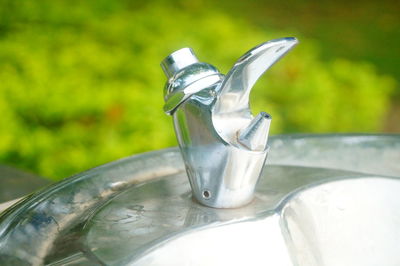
[0,0,396,180]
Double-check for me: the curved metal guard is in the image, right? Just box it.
[161,38,298,208]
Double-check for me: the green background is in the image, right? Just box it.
[0,0,398,181]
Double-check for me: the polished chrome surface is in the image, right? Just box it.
[162,38,298,208]
[161,48,199,79]
[0,134,399,265]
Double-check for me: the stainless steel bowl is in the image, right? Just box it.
[0,134,399,265]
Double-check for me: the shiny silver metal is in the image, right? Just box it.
[0,134,399,265]
[162,37,298,208]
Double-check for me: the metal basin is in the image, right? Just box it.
[0,134,399,265]
[130,177,400,266]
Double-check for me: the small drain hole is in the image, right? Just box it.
[202,190,211,199]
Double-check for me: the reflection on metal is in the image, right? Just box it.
[162,38,298,208]
[0,135,399,265]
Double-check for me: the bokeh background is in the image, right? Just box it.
[0,0,399,181]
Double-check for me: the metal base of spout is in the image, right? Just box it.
[189,147,270,209]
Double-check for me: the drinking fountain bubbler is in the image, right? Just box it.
[162,37,298,208]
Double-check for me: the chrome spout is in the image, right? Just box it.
[162,37,298,208]
[238,112,272,151]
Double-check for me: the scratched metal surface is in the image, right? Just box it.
[0,134,399,265]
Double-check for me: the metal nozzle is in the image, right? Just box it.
[238,112,272,151]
